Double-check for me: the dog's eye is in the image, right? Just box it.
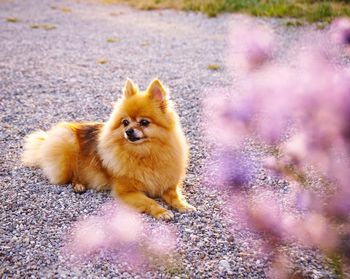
[140,119,150,127]
[122,119,130,127]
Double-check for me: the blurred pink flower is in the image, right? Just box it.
[71,217,108,255]
[205,16,350,276]
[204,92,254,147]
[327,190,350,219]
[303,214,336,250]
[145,224,177,256]
[108,206,142,243]
[229,19,273,72]
[63,201,177,268]
[268,254,291,279]
[248,66,296,145]
[219,150,255,190]
[246,194,285,240]
[331,17,350,46]
[293,186,312,212]
[283,133,307,164]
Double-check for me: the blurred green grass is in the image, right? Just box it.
[103,0,350,22]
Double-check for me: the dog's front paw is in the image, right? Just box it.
[155,210,174,221]
[73,183,86,193]
[177,203,197,213]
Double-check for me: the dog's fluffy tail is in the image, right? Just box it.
[22,130,47,167]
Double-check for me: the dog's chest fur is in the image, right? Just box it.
[98,139,185,197]
[119,153,182,196]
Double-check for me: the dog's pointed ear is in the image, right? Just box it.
[146,79,168,103]
[123,78,138,98]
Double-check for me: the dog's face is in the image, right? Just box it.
[107,79,176,154]
[120,116,151,144]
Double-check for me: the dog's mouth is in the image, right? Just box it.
[128,136,141,142]
[127,137,148,144]
[127,136,146,143]
[124,131,147,144]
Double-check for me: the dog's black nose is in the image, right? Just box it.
[126,128,134,137]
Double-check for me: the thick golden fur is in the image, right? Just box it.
[22,79,195,219]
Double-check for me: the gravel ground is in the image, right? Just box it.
[0,0,337,278]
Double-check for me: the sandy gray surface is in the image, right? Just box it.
[0,0,336,278]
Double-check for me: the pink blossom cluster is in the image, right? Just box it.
[206,17,350,277]
[62,201,177,269]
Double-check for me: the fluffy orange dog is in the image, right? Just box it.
[22,79,195,220]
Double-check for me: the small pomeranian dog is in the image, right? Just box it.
[22,79,195,220]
